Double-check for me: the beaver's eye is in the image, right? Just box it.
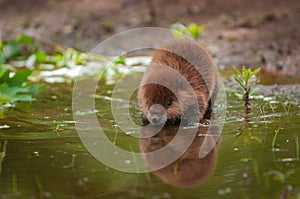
[167,100,173,107]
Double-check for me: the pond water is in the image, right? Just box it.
[0,72,299,199]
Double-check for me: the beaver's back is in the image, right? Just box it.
[150,40,216,100]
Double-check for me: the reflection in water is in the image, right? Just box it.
[0,140,7,174]
[139,124,220,188]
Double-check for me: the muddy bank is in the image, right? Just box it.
[256,84,300,103]
[0,0,300,77]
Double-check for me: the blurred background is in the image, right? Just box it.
[1,0,300,78]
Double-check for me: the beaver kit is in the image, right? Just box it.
[138,39,218,126]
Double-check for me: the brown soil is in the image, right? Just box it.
[0,0,300,79]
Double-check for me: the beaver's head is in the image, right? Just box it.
[139,84,181,124]
[138,69,198,125]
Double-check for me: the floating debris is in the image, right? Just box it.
[277,158,299,162]
[75,110,99,116]
[0,125,10,129]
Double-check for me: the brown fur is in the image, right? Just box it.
[138,39,218,125]
[139,125,219,188]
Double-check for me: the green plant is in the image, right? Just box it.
[1,35,129,84]
[170,23,205,40]
[0,69,41,102]
[1,34,88,69]
[114,57,126,65]
[0,68,42,116]
[0,36,43,116]
[0,140,7,175]
[259,105,267,123]
[232,66,261,111]
[281,101,291,115]
[1,35,36,61]
[185,23,206,39]
[295,133,299,160]
[271,127,281,150]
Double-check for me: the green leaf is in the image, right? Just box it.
[0,70,10,85]
[187,23,199,38]
[0,53,5,65]
[231,88,243,94]
[114,57,126,65]
[56,54,63,62]
[170,23,205,40]
[0,84,38,103]
[0,84,19,97]
[12,94,35,102]
[35,51,47,63]
[18,84,42,95]
[252,67,261,75]
[234,75,245,88]
[8,70,32,87]
[242,67,251,83]
[186,23,205,39]
[249,87,259,96]
[0,92,13,104]
[17,35,35,45]
[2,41,22,59]
[232,66,242,76]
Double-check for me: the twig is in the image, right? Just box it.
[26,33,68,50]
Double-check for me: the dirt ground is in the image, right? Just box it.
[0,0,300,80]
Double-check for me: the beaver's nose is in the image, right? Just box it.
[151,114,161,123]
[149,104,166,124]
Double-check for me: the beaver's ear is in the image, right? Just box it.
[177,79,184,90]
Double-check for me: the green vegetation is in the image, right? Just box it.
[0,34,85,115]
[1,35,88,69]
[232,66,261,111]
[170,22,206,40]
[0,140,7,174]
[12,173,17,196]
[0,34,133,116]
[0,69,41,116]
[271,127,281,150]
[295,133,299,160]
[0,35,43,116]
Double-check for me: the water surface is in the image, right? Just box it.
[0,74,299,199]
